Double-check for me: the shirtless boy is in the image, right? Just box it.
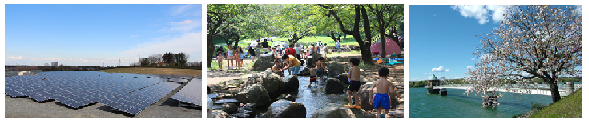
[346,58,361,108]
[315,57,325,82]
[369,67,401,118]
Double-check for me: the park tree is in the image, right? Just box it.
[318,4,376,65]
[279,4,319,43]
[366,4,404,57]
[466,5,582,103]
[207,4,258,67]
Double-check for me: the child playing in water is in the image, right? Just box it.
[217,51,223,71]
[346,58,361,108]
[271,58,283,74]
[369,67,401,118]
[315,57,325,82]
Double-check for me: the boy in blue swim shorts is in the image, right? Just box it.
[369,67,401,118]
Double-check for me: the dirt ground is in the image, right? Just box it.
[101,67,202,77]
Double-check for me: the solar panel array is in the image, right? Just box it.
[4,71,191,115]
[171,79,202,106]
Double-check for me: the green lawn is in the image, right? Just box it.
[212,35,360,49]
[530,88,582,118]
[326,50,361,57]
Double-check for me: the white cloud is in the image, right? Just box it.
[471,58,476,60]
[451,5,509,24]
[432,66,449,72]
[161,19,201,32]
[171,4,198,16]
[467,66,474,70]
[170,4,202,16]
[121,32,202,61]
[6,56,23,61]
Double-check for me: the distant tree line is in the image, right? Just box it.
[409,77,582,88]
[131,52,190,67]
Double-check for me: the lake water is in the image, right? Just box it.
[409,88,553,118]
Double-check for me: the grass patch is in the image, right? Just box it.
[326,50,361,57]
[530,88,582,118]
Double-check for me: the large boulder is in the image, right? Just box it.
[337,73,349,84]
[282,76,299,93]
[236,84,272,107]
[262,99,306,118]
[328,62,347,77]
[325,78,344,94]
[221,103,238,114]
[259,72,283,99]
[358,83,376,110]
[311,107,376,118]
[252,54,275,71]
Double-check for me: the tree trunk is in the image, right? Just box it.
[207,37,214,68]
[549,79,561,102]
[359,41,374,65]
[360,6,374,66]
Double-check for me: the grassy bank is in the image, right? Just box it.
[530,88,582,118]
[100,67,201,77]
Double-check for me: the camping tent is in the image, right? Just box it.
[370,38,401,56]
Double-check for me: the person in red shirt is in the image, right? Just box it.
[284,43,297,57]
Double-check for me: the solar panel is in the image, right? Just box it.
[5,71,190,115]
[171,79,202,106]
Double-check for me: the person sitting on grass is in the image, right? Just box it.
[315,57,326,82]
[217,51,224,71]
[369,67,401,118]
[346,58,361,108]
[280,54,301,78]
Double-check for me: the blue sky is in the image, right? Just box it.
[409,5,582,81]
[5,4,202,66]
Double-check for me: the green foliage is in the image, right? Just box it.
[207,4,404,67]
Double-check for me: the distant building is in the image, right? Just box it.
[51,62,58,67]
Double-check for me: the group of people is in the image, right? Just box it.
[345,58,401,118]
[215,38,400,118]
[216,45,245,71]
